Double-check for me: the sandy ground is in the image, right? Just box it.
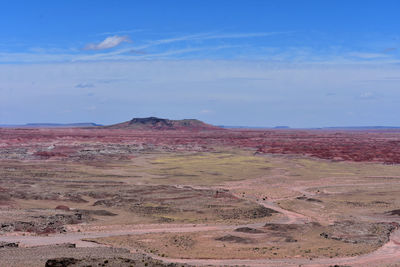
[1,190,399,266]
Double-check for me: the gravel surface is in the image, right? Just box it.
[0,244,136,267]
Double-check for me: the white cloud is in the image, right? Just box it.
[359,92,376,100]
[348,52,389,59]
[84,35,131,50]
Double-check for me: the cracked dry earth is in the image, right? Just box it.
[1,128,400,266]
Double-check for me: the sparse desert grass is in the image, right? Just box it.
[147,151,274,185]
[3,150,400,227]
[290,157,400,181]
[278,183,400,223]
[0,155,278,226]
[223,155,400,201]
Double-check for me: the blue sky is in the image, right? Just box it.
[1,0,400,127]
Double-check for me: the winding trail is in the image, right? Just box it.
[259,199,311,224]
[0,224,243,248]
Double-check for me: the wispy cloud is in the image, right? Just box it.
[95,29,145,36]
[139,31,287,49]
[384,76,400,80]
[69,31,287,61]
[84,105,97,111]
[198,32,287,40]
[348,52,389,59]
[199,109,213,114]
[84,35,131,50]
[1,31,400,64]
[74,44,239,61]
[357,76,400,83]
[75,83,94,88]
[358,92,377,100]
[383,47,397,53]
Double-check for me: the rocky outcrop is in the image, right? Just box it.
[45,256,193,267]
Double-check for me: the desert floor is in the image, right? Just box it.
[1,128,400,266]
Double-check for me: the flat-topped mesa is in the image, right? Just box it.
[104,117,223,131]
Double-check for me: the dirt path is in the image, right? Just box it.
[0,223,254,248]
[259,199,311,224]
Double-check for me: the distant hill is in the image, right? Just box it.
[0,123,102,128]
[220,125,290,129]
[221,125,400,130]
[104,117,222,131]
[321,126,400,130]
[220,125,271,129]
[2,121,398,131]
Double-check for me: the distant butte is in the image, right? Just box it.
[104,117,223,131]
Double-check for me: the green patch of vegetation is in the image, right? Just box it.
[148,152,273,185]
